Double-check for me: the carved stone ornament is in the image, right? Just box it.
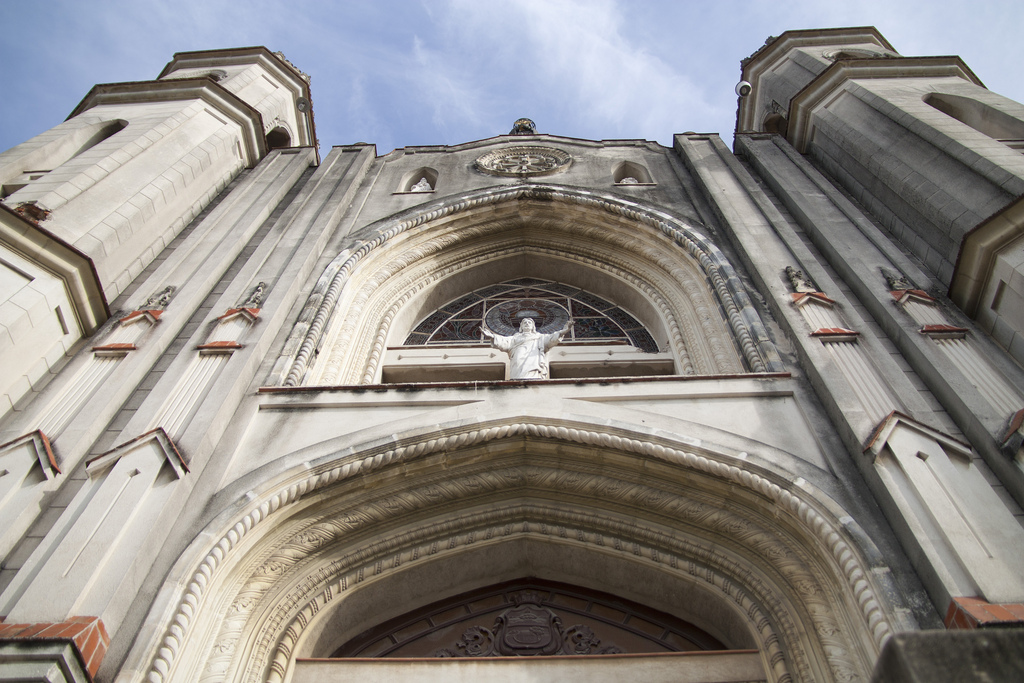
[143,285,177,309]
[436,592,622,657]
[784,266,817,294]
[240,282,267,308]
[881,268,913,291]
[476,146,572,177]
[509,118,538,135]
[410,177,432,192]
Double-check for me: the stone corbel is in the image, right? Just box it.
[196,340,243,356]
[810,327,860,342]
[91,342,138,358]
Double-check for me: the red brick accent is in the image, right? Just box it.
[217,307,260,320]
[196,340,242,350]
[791,292,836,304]
[810,327,859,337]
[118,309,163,323]
[91,342,138,352]
[84,427,189,474]
[0,616,109,678]
[0,430,59,473]
[891,289,935,301]
[945,597,1024,629]
[920,324,968,334]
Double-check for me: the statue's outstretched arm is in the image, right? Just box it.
[542,319,572,350]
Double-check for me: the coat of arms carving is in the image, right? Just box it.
[436,592,621,657]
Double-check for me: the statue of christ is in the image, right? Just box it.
[482,317,571,380]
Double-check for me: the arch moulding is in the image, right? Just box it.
[270,183,784,386]
[126,416,905,683]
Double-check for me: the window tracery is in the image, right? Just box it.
[403,278,658,352]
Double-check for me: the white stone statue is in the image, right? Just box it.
[482,317,571,380]
[410,177,432,192]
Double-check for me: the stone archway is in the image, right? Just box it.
[271,184,784,387]
[130,417,899,683]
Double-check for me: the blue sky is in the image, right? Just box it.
[2,0,1022,155]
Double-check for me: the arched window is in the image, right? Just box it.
[611,161,653,185]
[925,92,1024,150]
[399,167,438,193]
[762,112,789,136]
[266,126,292,149]
[403,278,657,351]
[385,278,672,383]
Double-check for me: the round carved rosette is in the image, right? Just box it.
[476,146,572,177]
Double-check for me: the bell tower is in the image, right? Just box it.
[0,47,314,416]
[737,27,1024,365]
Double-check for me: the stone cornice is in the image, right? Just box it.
[66,79,268,165]
[157,46,316,148]
[158,46,310,98]
[950,194,1024,317]
[0,204,109,334]
[738,26,895,133]
[787,56,984,153]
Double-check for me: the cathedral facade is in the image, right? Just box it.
[1,27,1023,682]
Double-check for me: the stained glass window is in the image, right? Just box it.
[404,279,658,352]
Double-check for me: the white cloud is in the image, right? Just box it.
[408,35,488,133]
[431,0,720,141]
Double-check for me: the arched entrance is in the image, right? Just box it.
[129,416,899,683]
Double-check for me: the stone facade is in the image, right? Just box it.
[0,29,1022,683]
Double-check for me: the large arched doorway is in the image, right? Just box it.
[128,416,899,683]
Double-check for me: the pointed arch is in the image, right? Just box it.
[612,160,654,184]
[272,184,783,386]
[399,166,438,192]
[128,415,901,683]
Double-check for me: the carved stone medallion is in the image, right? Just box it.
[437,592,622,657]
[476,146,572,177]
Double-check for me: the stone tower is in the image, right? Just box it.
[737,27,1024,366]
